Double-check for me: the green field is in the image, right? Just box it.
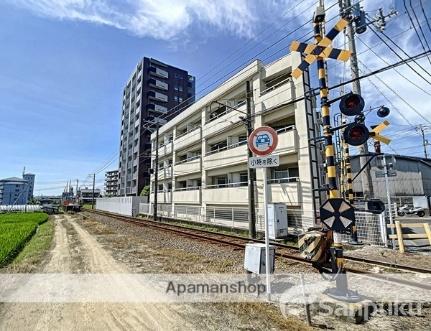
[0,213,49,267]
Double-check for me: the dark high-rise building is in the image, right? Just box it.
[118,58,195,196]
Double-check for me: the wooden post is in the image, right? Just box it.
[395,221,405,253]
[423,223,431,247]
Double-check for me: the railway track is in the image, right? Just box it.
[84,209,431,290]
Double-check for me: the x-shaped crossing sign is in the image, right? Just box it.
[370,120,391,145]
[290,18,351,79]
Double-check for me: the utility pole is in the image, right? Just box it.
[382,154,395,249]
[342,0,374,199]
[91,173,95,209]
[153,124,159,221]
[417,124,429,159]
[76,179,79,202]
[246,81,257,238]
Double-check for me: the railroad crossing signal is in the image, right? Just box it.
[290,18,351,79]
[320,198,355,233]
[339,93,365,116]
[343,123,369,146]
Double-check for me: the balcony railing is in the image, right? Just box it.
[174,186,201,191]
[267,176,299,184]
[206,181,248,189]
[206,140,247,156]
[175,125,200,140]
[176,155,201,165]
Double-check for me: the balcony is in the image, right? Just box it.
[156,191,172,203]
[204,141,247,170]
[152,166,172,180]
[202,183,248,205]
[203,103,246,137]
[174,157,200,175]
[149,66,169,78]
[273,125,298,154]
[265,179,300,205]
[147,103,168,114]
[175,126,201,150]
[173,188,201,203]
[149,78,168,91]
[157,142,173,157]
[260,79,294,110]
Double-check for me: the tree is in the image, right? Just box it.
[140,186,150,197]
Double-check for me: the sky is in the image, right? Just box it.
[0,0,430,195]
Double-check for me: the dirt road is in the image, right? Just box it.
[0,214,191,330]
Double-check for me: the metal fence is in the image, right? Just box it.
[0,205,41,213]
[139,203,309,233]
[341,211,387,246]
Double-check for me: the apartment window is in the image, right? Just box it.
[270,166,299,183]
[216,176,227,186]
[210,140,227,152]
[239,172,248,183]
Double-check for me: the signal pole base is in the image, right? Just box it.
[324,287,362,302]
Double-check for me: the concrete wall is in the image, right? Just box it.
[96,196,148,216]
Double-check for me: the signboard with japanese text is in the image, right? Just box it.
[248,155,280,168]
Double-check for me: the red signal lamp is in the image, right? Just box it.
[339,93,365,116]
[343,123,369,146]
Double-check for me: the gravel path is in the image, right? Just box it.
[0,214,194,330]
[76,212,431,331]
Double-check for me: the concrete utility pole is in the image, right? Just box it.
[417,124,429,159]
[91,173,95,209]
[153,124,159,221]
[246,81,257,239]
[342,0,374,198]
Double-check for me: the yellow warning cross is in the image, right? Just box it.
[370,120,391,145]
[290,18,351,79]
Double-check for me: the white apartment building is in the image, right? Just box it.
[149,53,320,231]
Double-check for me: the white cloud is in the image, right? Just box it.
[8,0,259,40]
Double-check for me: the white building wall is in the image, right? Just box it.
[149,53,318,232]
[96,196,147,216]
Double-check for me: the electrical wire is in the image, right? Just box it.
[420,0,431,35]
[356,34,431,96]
[357,58,429,125]
[405,0,431,65]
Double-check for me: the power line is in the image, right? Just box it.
[356,35,431,96]
[357,58,429,125]
[405,0,431,65]
[420,0,431,35]
[367,23,431,83]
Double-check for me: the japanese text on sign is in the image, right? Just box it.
[248,155,280,168]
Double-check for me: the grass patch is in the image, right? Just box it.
[0,212,49,267]
[9,217,55,272]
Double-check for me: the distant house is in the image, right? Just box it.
[351,154,431,205]
[0,177,30,205]
[79,187,101,204]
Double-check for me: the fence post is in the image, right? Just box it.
[395,221,405,253]
[231,208,235,229]
[379,213,388,246]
